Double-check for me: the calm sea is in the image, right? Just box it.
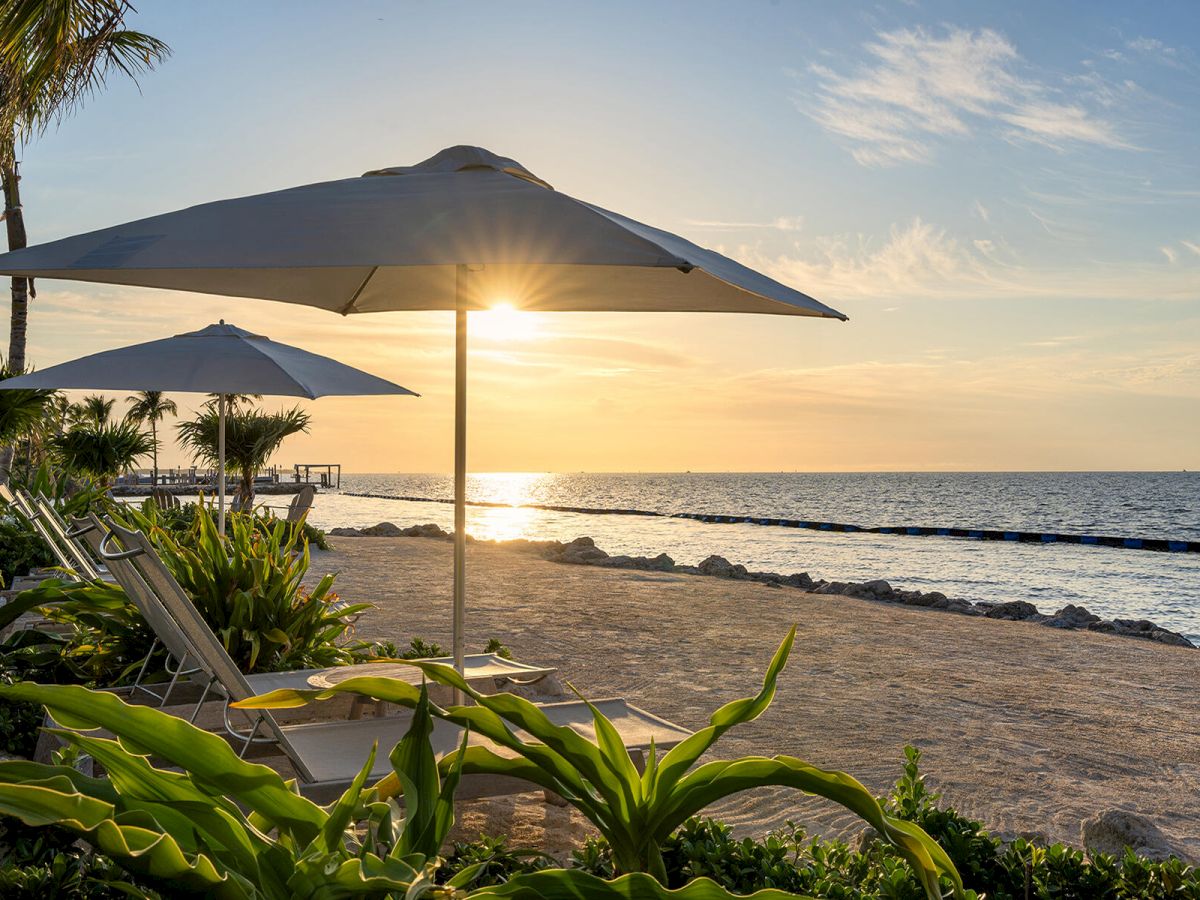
[307,472,1200,642]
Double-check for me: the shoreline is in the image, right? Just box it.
[327,521,1196,649]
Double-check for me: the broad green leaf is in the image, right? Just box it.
[0,681,326,845]
[0,782,245,898]
[472,869,813,899]
[651,627,795,797]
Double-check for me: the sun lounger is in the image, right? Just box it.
[150,488,180,510]
[0,484,75,574]
[87,517,557,710]
[29,493,107,581]
[92,518,691,801]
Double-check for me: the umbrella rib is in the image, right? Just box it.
[338,266,379,316]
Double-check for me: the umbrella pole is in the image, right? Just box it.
[453,265,468,697]
[218,393,226,535]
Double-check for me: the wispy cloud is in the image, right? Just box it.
[685,216,804,232]
[802,26,1130,166]
[738,216,1200,303]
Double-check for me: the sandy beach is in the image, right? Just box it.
[308,535,1200,858]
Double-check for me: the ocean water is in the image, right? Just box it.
[306,472,1200,642]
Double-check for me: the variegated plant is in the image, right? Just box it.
[0,681,471,899]
[236,627,966,899]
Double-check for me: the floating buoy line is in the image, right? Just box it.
[340,492,1198,553]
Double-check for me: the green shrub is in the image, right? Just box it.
[235,629,965,899]
[0,512,54,588]
[569,748,1200,900]
[113,503,370,673]
[3,578,162,687]
[0,815,160,899]
[439,835,555,887]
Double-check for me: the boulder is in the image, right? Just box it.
[1149,629,1195,648]
[812,581,849,595]
[697,555,748,578]
[360,522,404,537]
[1043,604,1101,629]
[1080,810,1186,862]
[647,553,676,572]
[328,527,364,537]
[861,579,895,599]
[784,572,815,589]
[902,591,941,608]
[981,600,1040,621]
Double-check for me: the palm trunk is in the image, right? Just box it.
[150,419,158,485]
[4,157,29,371]
[0,149,28,485]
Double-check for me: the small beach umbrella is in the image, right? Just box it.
[0,321,416,531]
[0,145,847,675]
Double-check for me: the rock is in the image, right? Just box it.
[941,597,977,615]
[861,579,895,599]
[902,591,941,608]
[360,522,403,537]
[1113,618,1156,633]
[697,555,747,578]
[595,555,636,568]
[812,581,848,595]
[784,572,814,589]
[982,600,1040,621]
[1081,810,1185,862]
[558,537,608,564]
[647,553,676,572]
[328,527,364,537]
[1043,604,1101,629]
[1150,629,1195,648]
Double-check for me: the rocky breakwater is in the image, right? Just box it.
[327,525,1195,649]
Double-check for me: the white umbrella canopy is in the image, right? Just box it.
[0,146,847,320]
[0,321,417,530]
[0,144,848,676]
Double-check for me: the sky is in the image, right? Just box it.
[10,0,1200,473]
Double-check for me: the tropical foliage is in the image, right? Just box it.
[234,629,965,899]
[176,405,310,504]
[112,502,368,672]
[75,395,113,427]
[0,0,169,371]
[0,681,476,899]
[0,362,56,482]
[51,419,153,483]
[123,390,176,483]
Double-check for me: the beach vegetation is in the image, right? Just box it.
[108,501,368,673]
[0,361,57,482]
[0,681,474,899]
[176,404,310,506]
[123,390,177,485]
[233,627,966,899]
[51,420,154,484]
[0,0,169,376]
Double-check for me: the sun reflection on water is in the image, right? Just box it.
[463,472,555,542]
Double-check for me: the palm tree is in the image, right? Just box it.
[78,393,113,426]
[203,392,263,412]
[52,418,153,485]
[124,389,176,485]
[0,359,54,481]
[177,406,310,505]
[0,1,169,373]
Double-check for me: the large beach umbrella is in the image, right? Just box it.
[0,321,416,530]
[0,144,847,675]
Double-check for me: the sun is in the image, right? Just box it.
[472,302,540,342]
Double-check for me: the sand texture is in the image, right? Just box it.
[312,537,1200,858]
